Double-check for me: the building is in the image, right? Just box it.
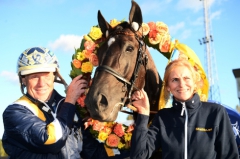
[233,68,240,106]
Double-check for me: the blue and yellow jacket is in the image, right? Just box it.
[2,90,82,159]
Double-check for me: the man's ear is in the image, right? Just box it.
[22,76,27,86]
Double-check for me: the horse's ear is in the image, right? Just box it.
[98,10,111,38]
[129,0,143,32]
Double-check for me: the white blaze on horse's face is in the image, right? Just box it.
[108,37,116,47]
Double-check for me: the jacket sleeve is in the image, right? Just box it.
[215,106,239,159]
[130,113,161,159]
[2,102,76,154]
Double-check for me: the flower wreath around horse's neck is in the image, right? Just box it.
[69,19,208,150]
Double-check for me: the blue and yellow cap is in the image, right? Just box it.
[17,47,59,75]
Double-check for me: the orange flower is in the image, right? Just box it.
[159,34,171,53]
[105,122,114,128]
[72,59,81,68]
[106,134,120,147]
[102,127,112,135]
[148,22,160,45]
[77,95,86,107]
[89,53,99,66]
[92,120,105,131]
[84,118,93,129]
[113,123,125,137]
[148,22,156,31]
[84,40,96,52]
[126,124,134,133]
[83,50,92,59]
[149,33,161,45]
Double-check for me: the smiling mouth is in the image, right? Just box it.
[177,88,190,92]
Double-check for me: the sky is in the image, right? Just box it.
[0,0,239,138]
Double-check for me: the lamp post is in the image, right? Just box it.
[233,68,240,105]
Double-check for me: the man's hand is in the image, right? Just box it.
[65,75,88,104]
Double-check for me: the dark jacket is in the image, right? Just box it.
[130,94,239,159]
[2,90,82,159]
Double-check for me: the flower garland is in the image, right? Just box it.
[70,19,137,150]
[69,18,208,150]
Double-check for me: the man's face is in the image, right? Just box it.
[23,72,55,101]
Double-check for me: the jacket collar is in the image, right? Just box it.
[172,93,201,116]
[25,89,63,106]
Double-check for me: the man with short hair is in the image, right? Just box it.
[2,47,87,158]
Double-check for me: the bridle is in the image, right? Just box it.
[95,30,148,106]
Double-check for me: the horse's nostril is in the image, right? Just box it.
[100,94,108,106]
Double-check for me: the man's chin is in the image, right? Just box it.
[34,94,50,101]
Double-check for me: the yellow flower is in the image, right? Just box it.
[105,122,114,128]
[84,35,92,41]
[155,21,169,35]
[98,131,109,142]
[77,52,85,61]
[124,132,132,141]
[81,62,93,73]
[89,26,102,40]
[110,19,121,28]
[140,23,150,36]
[117,142,125,149]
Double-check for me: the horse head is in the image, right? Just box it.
[85,1,162,122]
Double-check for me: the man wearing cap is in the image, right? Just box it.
[2,47,87,159]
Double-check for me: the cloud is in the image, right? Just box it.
[0,71,18,84]
[176,0,215,12]
[141,1,161,14]
[210,10,221,21]
[176,0,202,12]
[191,17,204,26]
[180,29,192,40]
[169,22,185,35]
[140,0,169,15]
[48,34,83,53]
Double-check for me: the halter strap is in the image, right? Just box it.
[96,30,147,106]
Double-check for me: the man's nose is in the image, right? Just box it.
[38,77,46,86]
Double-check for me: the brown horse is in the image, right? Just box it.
[85,1,162,122]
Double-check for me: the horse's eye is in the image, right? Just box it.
[126,46,134,52]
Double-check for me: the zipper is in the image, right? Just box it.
[181,102,188,159]
[38,98,65,119]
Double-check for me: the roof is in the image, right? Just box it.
[233,68,240,78]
